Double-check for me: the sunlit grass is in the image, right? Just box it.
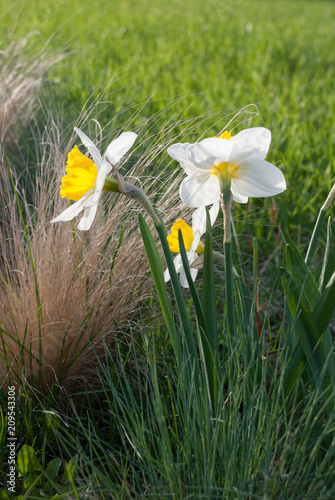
[2,0,335,236]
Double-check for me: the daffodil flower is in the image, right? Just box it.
[164,203,219,288]
[51,127,137,230]
[167,127,286,207]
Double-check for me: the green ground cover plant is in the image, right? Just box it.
[0,0,335,498]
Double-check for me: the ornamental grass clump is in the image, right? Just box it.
[0,117,184,394]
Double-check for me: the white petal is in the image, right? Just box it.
[164,268,171,283]
[190,229,202,253]
[185,142,216,170]
[192,207,207,237]
[77,204,98,231]
[197,137,235,162]
[230,127,271,160]
[209,201,220,225]
[164,254,183,283]
[190,267,199,282]
[233,158,286,198]
[231,183,248,204]
[74,127,102,168]
[51,190,93,223]
[173,253,183,274]
[105,131,137,166]
[180,172,220,208]
[167,143,200,175]
[191,201,220,240]
[179,270,189,288]
[180,263,198,288]
[191,254,204,269]
[82,160,108,209]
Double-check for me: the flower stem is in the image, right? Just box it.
[305,182,335,267]
[106,158,161,226]
[221,190,236,336]
[102,175,120,193]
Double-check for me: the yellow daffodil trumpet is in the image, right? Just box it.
[164,204,219,288]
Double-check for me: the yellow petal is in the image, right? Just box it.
[167,218,194,253]
[60,146,98,201]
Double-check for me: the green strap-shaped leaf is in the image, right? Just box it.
[281,268,334,412]
[281,227,320,309]
[178,228,218,413]
[282,342,306,395]
[314,271,335,343]
[282,231,333,357]
[305,207,326,268]
[138,214,182,366]
[152,218,200,382]
[319,217,335,293]
[202,207,218,347]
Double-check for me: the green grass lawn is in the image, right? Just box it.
[3,0,335,239]
[1,0,335,498]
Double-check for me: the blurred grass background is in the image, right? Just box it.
[2,0,334,243]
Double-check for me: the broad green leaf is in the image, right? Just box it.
[17,444,43,492]
[62,454,78,482]
[17,445,42,476]
[44,458,62,480]
[43,411,60,439]
[0,491,11,500]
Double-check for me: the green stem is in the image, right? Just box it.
[221,190,236,336]
[305,183,335,268]
[102,175,120,193]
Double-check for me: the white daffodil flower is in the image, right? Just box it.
[164,203,219,288]
[51,127,137,230]
[167,128,286,208]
